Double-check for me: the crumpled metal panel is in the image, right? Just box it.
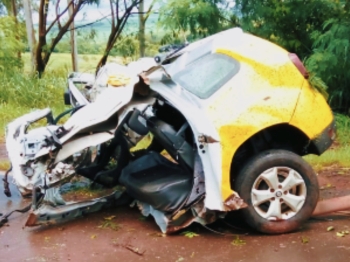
[25,189,125,227]
[133,199,219,234]
[132,201,169,233]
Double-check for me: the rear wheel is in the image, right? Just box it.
[234,150,319,234]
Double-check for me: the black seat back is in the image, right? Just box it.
[147,117,194,170]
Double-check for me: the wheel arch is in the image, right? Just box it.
[230,123,317,185]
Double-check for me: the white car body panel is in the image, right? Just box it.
[54,132,114,164]
[148,72,225,211]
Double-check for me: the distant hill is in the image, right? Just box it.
[41,14,160,42]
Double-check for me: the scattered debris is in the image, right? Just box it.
[181,231,199,238]
[336,231,349,237]
[104,215,116,220]
[98,220,119,231]
[327,226,335,232]
[336,232,345,237]
[90,234,97,239]
[231,235,246,246]
[320,183,334,190]
[115,243,146,256]
[148,232,166,238]
[301,236,309,244]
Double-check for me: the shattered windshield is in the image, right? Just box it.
[173,53,239,99]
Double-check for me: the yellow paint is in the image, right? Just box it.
[289,81,333,139]
[107,74,131,87]
[204,33,317,201]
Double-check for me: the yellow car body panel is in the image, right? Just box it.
[202,33,333,201]
[289,81,334,139]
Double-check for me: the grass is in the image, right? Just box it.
[304,145,350,171]
[304,114,350,170]
[0,70,68,141]
[0,53,124,141]
[22,53,106,74]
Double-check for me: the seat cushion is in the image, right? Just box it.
[119,151,192,212]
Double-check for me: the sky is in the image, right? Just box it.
[31,0,157,24]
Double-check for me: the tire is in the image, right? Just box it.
[233,149,319,234]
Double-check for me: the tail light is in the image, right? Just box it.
[288,53,309,79]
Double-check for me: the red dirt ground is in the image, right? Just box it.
[1,144,349,262]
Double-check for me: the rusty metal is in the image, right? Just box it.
[224,194,248,211]
[198,134,219,144]
[312,195,350,216]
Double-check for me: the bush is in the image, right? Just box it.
[0,70,67,138]
[306,18,350,112]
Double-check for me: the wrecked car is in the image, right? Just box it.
[4,28,335,234]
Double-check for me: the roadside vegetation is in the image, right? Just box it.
[0,53,113,145]
[304,114,350,170]
[0,0,350,171]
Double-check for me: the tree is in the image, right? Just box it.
[23,0,36,71]
[67,0,78,71]
[306,1,350,112]
[0,0,14,15]
[96,0,141,72]
[0,16,25,71]
[234,0,350,112]
[158,0,236,41]
[0,0,23,59]
[138,0,155,58]
[234,0,339,58]
[35,0,98,76]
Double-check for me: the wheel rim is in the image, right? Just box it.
[251,166,307,221]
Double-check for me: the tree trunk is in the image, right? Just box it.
[68,0,79,71]
[34,0,84,76]
[10,0,21,60]
[96,0,142,73]
[96,35,115,73]
[138,0,146,58]
[23,0,36,72]
[96,6,133,73]
[35,0,48,76]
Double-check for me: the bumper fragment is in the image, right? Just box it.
[310,119,336,155]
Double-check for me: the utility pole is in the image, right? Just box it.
[68,0,79,71]
[22,0,36,72]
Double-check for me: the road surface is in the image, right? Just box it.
[1,173,350,262]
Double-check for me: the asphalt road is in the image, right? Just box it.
[0,173,350,262]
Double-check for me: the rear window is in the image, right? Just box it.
[173,53,239,99]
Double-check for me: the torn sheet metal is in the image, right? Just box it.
[133,201,169,233]
[224,193,248,211]
[25,189,125,227]
[134,199,218,234]
[54,132,114,164]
